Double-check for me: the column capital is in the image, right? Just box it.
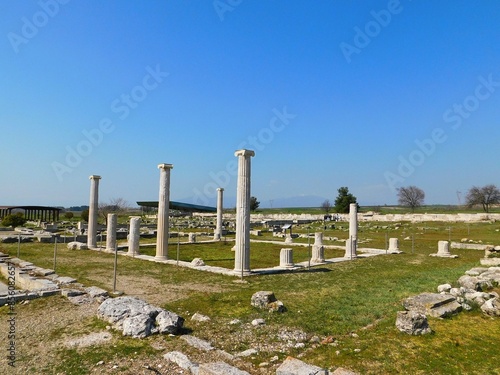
[158,163,174,170]
[217,187,224,192]
[89,175,101,180]
[234,149,255,158]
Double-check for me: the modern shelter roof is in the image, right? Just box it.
[136,201,216,213]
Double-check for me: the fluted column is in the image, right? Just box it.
[156,163,173,260]
[106,213,117,252]
[214,188,224,240]
[280,248,294,268]
[87,175,101,248]
[344,203,358,259]
[233,149,255,275]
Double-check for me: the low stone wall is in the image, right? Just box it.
[221,213,500,224]
[451,242,489,250]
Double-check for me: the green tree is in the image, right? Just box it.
[81,209,89,222]
[1,213,27,227]
[334,187,358,213]
[250,196,260,211]
[64,211,74,220]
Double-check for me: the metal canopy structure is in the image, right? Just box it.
[0,206,62,221]
[136,201,216,213]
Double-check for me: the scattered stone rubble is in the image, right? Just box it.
[397,266,500,334]
[0,252,108,306]
[97,296,184,338]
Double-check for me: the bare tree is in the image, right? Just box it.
[465,184,500,213]
[397,186,425,212]
[99,198,130,223]
[321,199,332,214]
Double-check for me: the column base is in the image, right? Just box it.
[232,269,252,276]
[155,255,168,261]
[343,255,358,260]
[310,258,325,264]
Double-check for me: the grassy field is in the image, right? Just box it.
[0,219,499,374]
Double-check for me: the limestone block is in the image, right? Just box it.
[163,351,199,374]
[199,362,250,375]
[180,335,214,351]
[437,284,452,293]
[156,310,184,334]
[251,291,276,309]
[395,311,431,335]
[481,298,500,317]
[191,258,205,267]
[403,293,462,318]
[276,357,327,375]
[85,286,109,298]
[122,313,155,338]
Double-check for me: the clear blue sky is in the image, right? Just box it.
[1,0,499,208]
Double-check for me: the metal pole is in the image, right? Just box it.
[113,243,118,293]
[177,232,180,266]
[53,237,57,271]
[17,234,21,258]
[307,229,311,270]
[385,232,388,252]
[448,227,451,242]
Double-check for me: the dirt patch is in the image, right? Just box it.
[88,274,230,306]
[64,331,112,348]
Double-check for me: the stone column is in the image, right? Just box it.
[437,240,450,256]
[87,175,101,248]
[280,248,294,268]
[233,149,255,275]
[156,164,173,260]
[128,216,141,256]
[311,232,325,263]
[344,203,358,259]
[214,188,224,240]
[388,238,400,252]
[188,233,196,243]
[106,213,117,252]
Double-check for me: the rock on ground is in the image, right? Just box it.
[198,362,250,375]
[481,298,500,317]
[276,356,328,375]
[164,351,199,374]
[395,311,432,335]
[97,296,184,338]
[402,293,462,318]
[251,291,286,312]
